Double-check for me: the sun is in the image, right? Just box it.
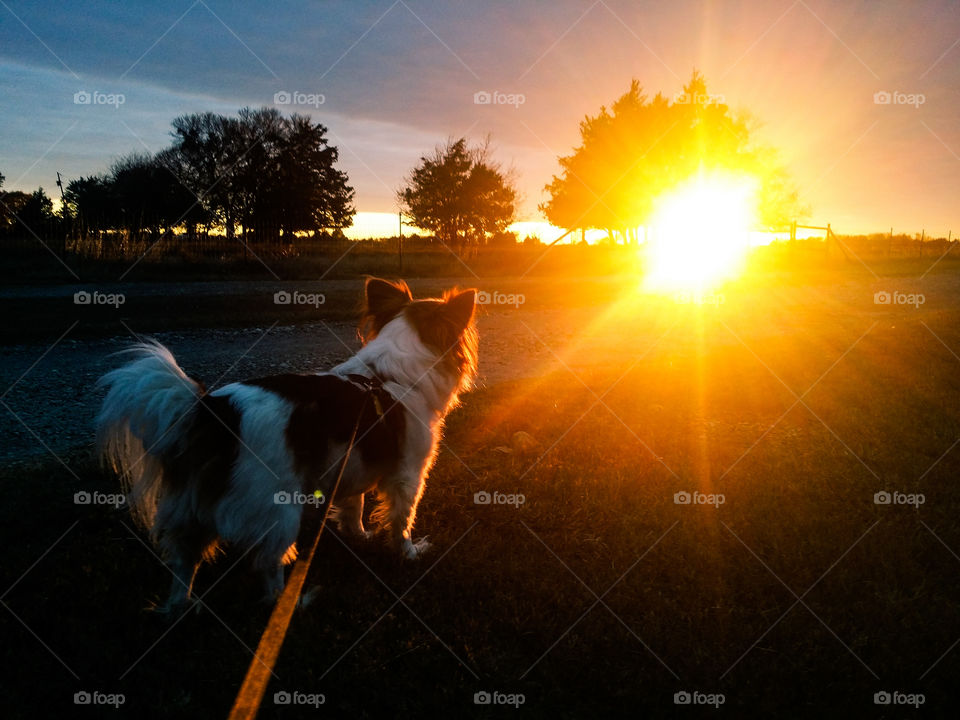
[643,172,758,292]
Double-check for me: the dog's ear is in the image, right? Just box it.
[445,289,476,332]
[365,278,412,316]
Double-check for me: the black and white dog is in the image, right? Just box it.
[96,278,477,611]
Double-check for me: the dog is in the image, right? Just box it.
[96,278,477,611]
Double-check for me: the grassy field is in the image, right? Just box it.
[2,261,960,717]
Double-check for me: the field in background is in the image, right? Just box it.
[2,263,959,716]
[2,226,959,284]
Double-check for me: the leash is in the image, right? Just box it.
[227,393,370,720]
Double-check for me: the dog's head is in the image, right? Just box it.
[360,277,478,394]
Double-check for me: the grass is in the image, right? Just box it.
[2,263,960,717]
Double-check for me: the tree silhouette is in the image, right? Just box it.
[541,71,805,241]
[398,137,517,252]
[165,108,354,240]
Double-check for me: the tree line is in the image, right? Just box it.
[1,71,803,255]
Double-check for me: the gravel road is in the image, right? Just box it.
[0,309,582,466]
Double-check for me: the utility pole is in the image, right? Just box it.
[398,211,404,275]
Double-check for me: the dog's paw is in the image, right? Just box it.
[403,536,432,560]
[150,597,197,618]
[298,584,322,610]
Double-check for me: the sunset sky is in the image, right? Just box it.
[2,0,959,238]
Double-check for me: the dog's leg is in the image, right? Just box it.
[334,494,373,540]
[157,534,204,614]
[254,506,302,604]
[381,475,430,560]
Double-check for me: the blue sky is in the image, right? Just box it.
[2,0,959,234]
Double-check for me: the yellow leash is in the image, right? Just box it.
[227,397,367,720]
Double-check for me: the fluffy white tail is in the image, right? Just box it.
[96,340,202,529]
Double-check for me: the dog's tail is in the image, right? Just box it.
[95,340,203,529]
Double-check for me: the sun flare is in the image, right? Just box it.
[643,173,758,292]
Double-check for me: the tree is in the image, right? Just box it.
[398,137,517,252]
[110,152,204,238]
[166,111,246,237]
[165,108,355,240]
[268,114,355,235]
[64,175,117,236]
[540,71,805,240]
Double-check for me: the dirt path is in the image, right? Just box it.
[0,308,596,465]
